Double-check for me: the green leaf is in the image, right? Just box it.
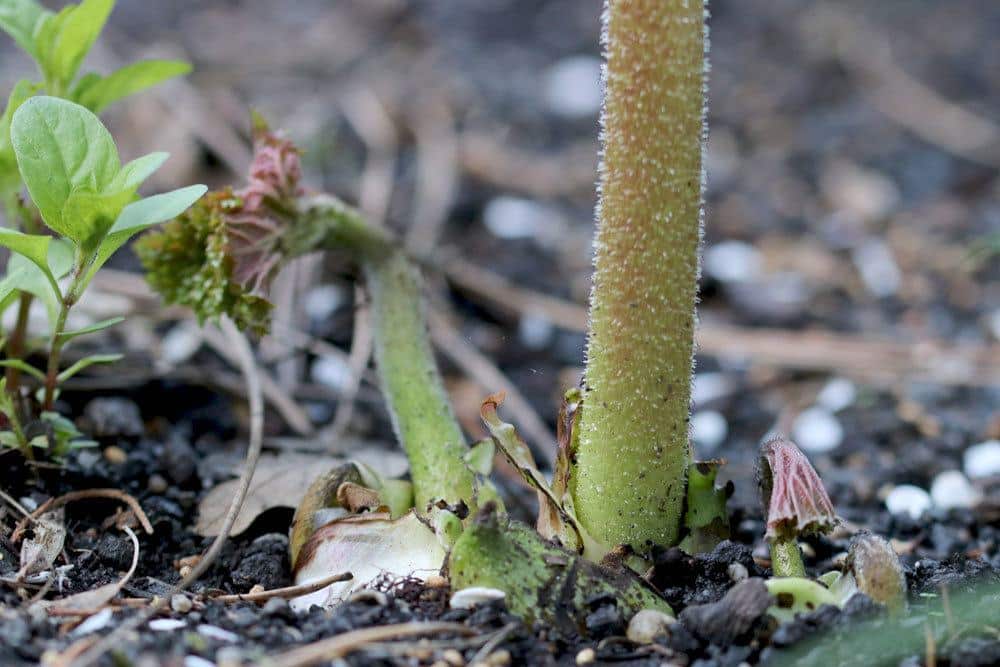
[0,0,49,60]
[42,0,114,87]
[0,227,59,291]
[0,80,38,178]
[57,352,121,382]
[109,151,168,193]
[82,183,206,288]
[10,96,120,242]
[0,358,45,381]
[73,60,190,114]
[0,239,73,324]
[57,315,123,341]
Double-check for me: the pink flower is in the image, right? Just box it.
[226,120,304,292]
[757,436,837,540]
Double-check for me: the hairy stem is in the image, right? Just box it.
[570,0,707,552]
[301,197,481,512]
[770,537,806,578]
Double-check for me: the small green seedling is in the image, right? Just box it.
[0,0,198,459]
[0,96,203,457]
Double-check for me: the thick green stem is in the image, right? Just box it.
[571,0,706,552]
[363,252,475,511]
[770,537,806,578]
[302,198,480,513]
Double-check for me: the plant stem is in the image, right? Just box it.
[301,197,481,513]
[570,0,707,552]
[42,260,85,411]
[770,537,807,578]
[5,293,33,392]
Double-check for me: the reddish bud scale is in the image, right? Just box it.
[757,436,838,540]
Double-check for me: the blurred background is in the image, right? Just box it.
[1,0,997,522]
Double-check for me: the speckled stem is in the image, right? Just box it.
[570,0,706,552]
[770,537,806,578]
[302,197,480,513]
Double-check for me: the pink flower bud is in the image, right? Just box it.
[757,435,837,540]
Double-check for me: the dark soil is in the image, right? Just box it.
[1,0,999,666]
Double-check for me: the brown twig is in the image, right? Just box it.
[71,318,264,667]
[428,307,557,463]
[208,571,353,604]
[329,286,374,447]
[267,622,476,667]
[12,489,152,542]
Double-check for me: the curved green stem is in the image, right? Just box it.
[301,197,483,513]
[770,537,806,578]
[42,257,85,410]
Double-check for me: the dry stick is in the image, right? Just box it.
[202,324,315,436]
[208,570,352,604]
[46,525,140,617]
[267,622,476,667]
[70,318,264,667]
[12,489,153,542]
[328,286,374,446]
[427,307,557,463]
[459,132,598,198]
[467,621,518,666]
[405,94,459,258]
[341,86,398,224]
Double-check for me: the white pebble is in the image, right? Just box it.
[691,410,728,453]
[626,609,675,644]
[692,372,733,406]
[449,587,506,609]
[885,485,932,519]
[703,241,762,284]
[728,563,749,582]
[184,656,215,667]
[303,284,347,321]
[793,407,844,453]
[197,624,240,643]
[930,470,980,510]
[171,594,193,613]
[852,239,901,299]
[518,312,554,350]
[543,55,603,118]
[160,321,203,366]
[482,196,549,240]
[149,618,187,632]
[816,378,856,413]
[964,440,1000,479]
[311,356,353,392]
[70,608,113,637]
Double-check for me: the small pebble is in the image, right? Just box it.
[816,377,856,412]
[692,372,733,406]
[704,240,762,284]
[626,609,675,644]
[184,656,214,667]
[543,55,602,117]
[885,485,932,519]
[691,410,728,452]
[930,470,980,509]
[426,575,449,589]
[442,648,465,666]
[792,407,844,453]
[303,284,347,322]
[518,312,555,350]
[160,321,203,365]
[311,356,353,392]
[728,562,749,582]
[449,587,506,609]
[171,594,192,613]
[852,239,901,298]
[149,619,187,632]
[576,648,596,665]
[487,650,511,666]
[248,584,266,595]
[197,625,240,643]
[262,596,289,616]
[147,474,169,494]
[103,446,128,465]
[85,397,144,438]
[215,647,243,667]
[964,440,1000,479]
[482,196,548,240]
[70,608,113,637]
